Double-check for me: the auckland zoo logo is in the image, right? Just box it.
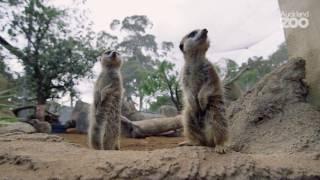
[281,11,310,29]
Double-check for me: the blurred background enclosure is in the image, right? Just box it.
[0,0,291,118]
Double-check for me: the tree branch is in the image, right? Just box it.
[224,67,249,86]
[0,35,26,60]
[162,73,178,109]
[174,83,182,111]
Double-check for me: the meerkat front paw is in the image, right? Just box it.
[215,145,227,154]
[198,97,208,111]
[187,96,199,111]
[101,84,113,102]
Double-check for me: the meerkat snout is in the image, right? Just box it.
[179,29,210,54]
[100,50,122,68]
[199,28,208,40]
[111,51,117,58]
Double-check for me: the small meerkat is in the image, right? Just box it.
[179,29,228,153]
[88,50,123,150]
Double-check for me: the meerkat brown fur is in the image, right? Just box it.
[88,50,123,150]
[179,29,228,153]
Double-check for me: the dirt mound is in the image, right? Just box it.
[0,133,319,179]
[227,58,320,153]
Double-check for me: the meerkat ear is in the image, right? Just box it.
[179,43,184,52]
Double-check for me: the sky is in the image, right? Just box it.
[7,0,286,105]
[81,0,284,61]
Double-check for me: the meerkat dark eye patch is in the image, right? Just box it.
[187,30,197,38]
[179,43,184,52]
[104,50,112,55]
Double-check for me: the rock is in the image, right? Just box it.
[227,58,320,153]
[121,98,137,118]
[71,101,90,133]
[0,122,36,134]
[23,119,52,133]
[159,105,178,117]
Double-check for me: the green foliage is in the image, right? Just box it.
[121,56,151,95]
[120,15,153,34]
[140,60,182,111]
[267,43,288,67]
[140,60,176,95]
[96,31,118,51]
[225,43,288,91]
[148,95,173,112]
[0,0,98,106]
[0,55,13,81]
[237,68,259,91]
[0,89,18,123]
[225,59,239,79]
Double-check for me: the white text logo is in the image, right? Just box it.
[281,11,310,29]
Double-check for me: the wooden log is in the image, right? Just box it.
[132,115,182,137]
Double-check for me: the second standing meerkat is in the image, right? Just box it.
[179,29,228,153]
[88,50,123,150]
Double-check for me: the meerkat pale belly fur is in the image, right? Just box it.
[179,29,228,153]
[88,50,123,150]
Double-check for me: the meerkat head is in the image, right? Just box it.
[179,29,209,56]
[99,50,122,69]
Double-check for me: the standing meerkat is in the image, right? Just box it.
[179,29,228,153]
[88,50,123,150]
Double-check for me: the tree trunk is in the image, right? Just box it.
[139,95,144,111]
[70,95,74,108]
[174,84,182,112]
[36,103,46,121]
[35,72,46,121]
[36,95,47,121]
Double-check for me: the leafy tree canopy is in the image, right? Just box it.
[0,0,98,119]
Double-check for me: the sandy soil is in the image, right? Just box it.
[0,133,319,180]
[58,133,184,151]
